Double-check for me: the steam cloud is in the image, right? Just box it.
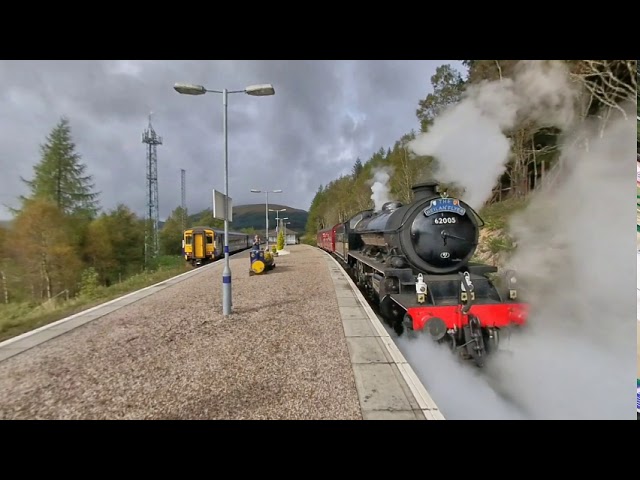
[407,60,578,210]
[398,60,635,419]
[369,167,394,211]
[493,108,636,419]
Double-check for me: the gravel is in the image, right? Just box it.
[0,245,363,420]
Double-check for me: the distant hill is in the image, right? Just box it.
[187,203,308,233]
[0,205,308,234]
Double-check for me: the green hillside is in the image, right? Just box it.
[187,203,308,233]
[0,206,307,233]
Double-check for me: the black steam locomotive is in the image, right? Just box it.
[317,182,528,367]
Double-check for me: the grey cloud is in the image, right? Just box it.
[0,60,462,221]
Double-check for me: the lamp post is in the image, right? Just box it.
[279,217,289,246]
[284,221,291,245]
[251,189,282,250]
[269,208,286,234]
[174,82,275,317]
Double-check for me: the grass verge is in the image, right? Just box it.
[0,256,192,343]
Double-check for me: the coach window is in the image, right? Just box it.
[185,235,192,245]
[206,235,213,244]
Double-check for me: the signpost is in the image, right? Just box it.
[213,189,233,222]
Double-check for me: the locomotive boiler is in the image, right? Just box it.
[319,182,528,367]
[353,182,481,275]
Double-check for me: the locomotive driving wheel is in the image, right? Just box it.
[483,328,499,354]
[438,334,457,353]
[402,314,417,338]
[356,262,366,287]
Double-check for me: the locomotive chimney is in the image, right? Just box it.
[411,181,439,201]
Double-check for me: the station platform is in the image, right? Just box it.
[0,244,442,420]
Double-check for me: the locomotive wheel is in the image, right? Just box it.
[402,314,417,339]
[438,334,457,353]
[483,328,499,354]
[393,320,404,336]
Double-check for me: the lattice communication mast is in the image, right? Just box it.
[181,168,186,231]
[142,113,162,268]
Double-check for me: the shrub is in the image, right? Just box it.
[79,267,100,299]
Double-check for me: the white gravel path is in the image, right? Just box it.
[0,245,362,420]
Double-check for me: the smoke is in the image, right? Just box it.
[407,60,578,210]
[369,167,394,211]
[488,107,637,420]
[395,334,529,419]
[397,60,636,419]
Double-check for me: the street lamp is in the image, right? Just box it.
[250,189,282,250]
[269,208,286,233]
[284,221,291,245]
[174,82,275,317]
[279,217,289,245]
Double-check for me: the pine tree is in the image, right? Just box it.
[352,158,363,178]
[19,116,100,218]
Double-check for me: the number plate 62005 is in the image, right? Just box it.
[433,217,457,225]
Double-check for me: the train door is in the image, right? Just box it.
[194,232,205,258]
[206,232,214,258]
[184,233,192,258]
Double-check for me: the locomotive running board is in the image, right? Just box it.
[348,251,498,278]
[348,251,387,273]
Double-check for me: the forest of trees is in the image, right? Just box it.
[304,60,637,242]
[0,117,209,307]
[0,117,291,311]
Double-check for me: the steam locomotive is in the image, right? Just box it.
[317,182,529,367]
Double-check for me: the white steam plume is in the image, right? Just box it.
[488,106,637,419]
[407,60,578,210]
[369,167,394,211]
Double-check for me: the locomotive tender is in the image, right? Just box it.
[317,182,528,367]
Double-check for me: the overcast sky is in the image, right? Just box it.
[0,60,465,221]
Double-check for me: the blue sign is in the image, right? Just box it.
[637,379,640,413]
[423,198,466,217]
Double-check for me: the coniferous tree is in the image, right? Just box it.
[18,116,100,218]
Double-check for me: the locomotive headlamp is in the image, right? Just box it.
[505,270,517,300]
[415,273,427,304]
